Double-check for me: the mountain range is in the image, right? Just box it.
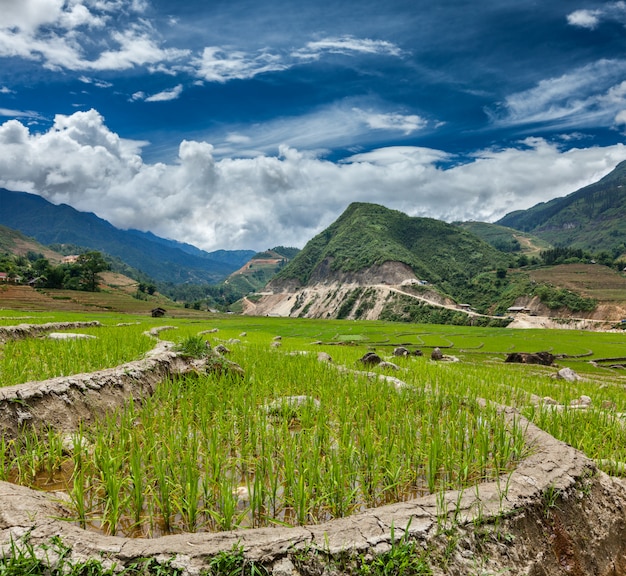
[2,158,626,304]
[496,160,626,255]
[0,188,254,284]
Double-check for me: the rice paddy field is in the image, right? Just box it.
[2,309,626,538]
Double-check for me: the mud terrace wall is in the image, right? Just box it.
[1,330,626,574]
[0,321,101,343]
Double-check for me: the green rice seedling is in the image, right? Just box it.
[43,427,65,481]
[292,471,313,525]
[0,323,153,387]
[128,436,145,527]
[94,439,128,536]
[151,445,174,534]
[69,438,90,530]
[208,476,246,532]
[175,430,202,533]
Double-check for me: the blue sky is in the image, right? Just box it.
[1,0,626,251]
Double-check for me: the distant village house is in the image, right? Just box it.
[151,307,166,318]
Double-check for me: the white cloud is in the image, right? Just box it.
[293,36,403,60]
[615,110,626,126]
[208,100,429,158]
[0,1,188,72]
[0,1,404,81]
[145,84,183,102]
[78,75,113,88]
[194,47,286,83]
[192,35,403,83]
[0,108,43,119]
[0,86,15,94]
[84,28,190,71]
[356,109,426,135]
[567,2,626,29]
[490,59,626,130]
[1,110,625,251]
[567,9,601,29]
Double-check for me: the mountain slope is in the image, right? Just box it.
[0,188,254,284]
[455,221,550,255]
[0,225,65,263]
[497,161,626,253]
[271,202,510,299]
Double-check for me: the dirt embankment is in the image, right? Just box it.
[1,325,626,574]
[0,321,101,343]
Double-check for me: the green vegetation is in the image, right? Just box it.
[0,323,153,386]
[273,203,510,298]
[380,293,511,326]
[533,284,597,312]
[498,159,626,254]
[3,311,626,569]
[456,221,549,254]
[5,345,525,535]
[0,533,184,575]
[160,247,299,311]
[0,250,110,292]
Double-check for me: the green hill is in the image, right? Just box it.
[456,221,550,255]
[272,202,511,301]
[497,161,626,255]
[224,247,298,294]
[0,225,64,263]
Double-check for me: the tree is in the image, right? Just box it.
[77,251,109,292]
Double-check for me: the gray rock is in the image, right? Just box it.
[556,367,582,382]
[431,347,443,360]
[317,352,333,363]
[570,395,592,408]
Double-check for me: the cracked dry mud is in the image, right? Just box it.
[1,324,626,575]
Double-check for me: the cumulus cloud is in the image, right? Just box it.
[1,109,625,251]
[0,0,188,72]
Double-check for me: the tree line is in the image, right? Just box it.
[0,251,109,292]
